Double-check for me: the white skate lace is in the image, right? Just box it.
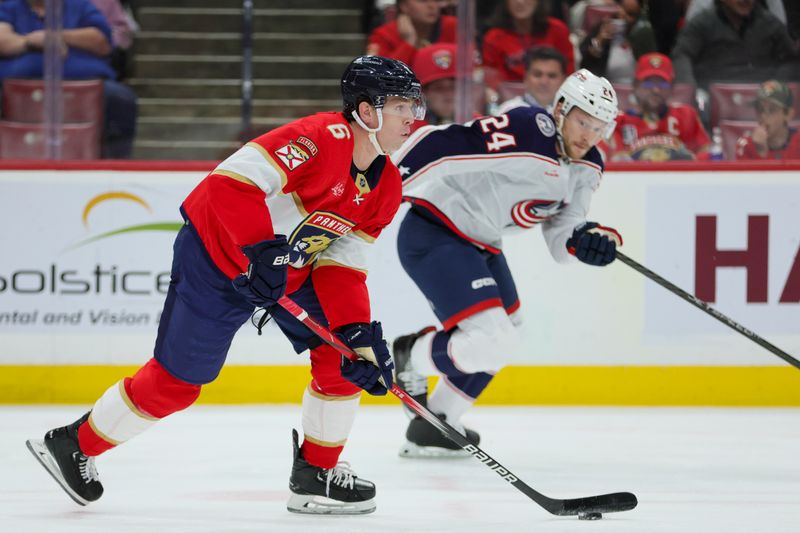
[324,461,356,497]
[397,369,427,396]
[77,454,100,484]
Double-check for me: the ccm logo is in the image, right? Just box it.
[471,277,497,290]
[272,254,291,266]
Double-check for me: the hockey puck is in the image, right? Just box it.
[578,512,603,520]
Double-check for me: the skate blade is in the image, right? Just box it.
[398,440,470,459]
[287,492,375,515]
[26,439,90,507]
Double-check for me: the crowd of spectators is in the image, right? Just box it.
[367,0,800,161]
[0,0,137,158]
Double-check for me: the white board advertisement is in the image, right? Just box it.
[1,168,798,367]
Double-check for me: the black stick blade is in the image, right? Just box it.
[552,492,638,515]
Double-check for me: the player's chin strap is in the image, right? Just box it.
[553,110,571,163]
[351,109,388,156]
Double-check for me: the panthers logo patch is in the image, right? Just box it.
[288,211,355,267]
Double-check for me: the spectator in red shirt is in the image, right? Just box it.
[410,43,456,132]
[367,0,457,67]
[610,52,711,161]
[482,0,575,90]
[736,80,800,160]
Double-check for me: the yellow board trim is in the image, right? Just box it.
[1,365,799,406]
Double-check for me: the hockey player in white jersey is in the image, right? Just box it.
[391,69,623,457]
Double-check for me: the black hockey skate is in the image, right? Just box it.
[399,414,481,459]
[287,429,376,515]
[26,412,103,505]
[393,326,436,417]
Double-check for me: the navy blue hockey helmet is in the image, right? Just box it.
[341,56,424,118]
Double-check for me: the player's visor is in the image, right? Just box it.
[381,95,427,121]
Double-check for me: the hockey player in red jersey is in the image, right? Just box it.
[25,56,424,515]
[610,53,711,161]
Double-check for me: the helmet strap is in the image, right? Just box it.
[351,108,387,156]
[554,101,571,161]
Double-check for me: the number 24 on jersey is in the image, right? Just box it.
[480,115,517,152]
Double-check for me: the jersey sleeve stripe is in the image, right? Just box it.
[352,229,376,243]
[404,152,559,187]
[573,159,602,173]
[212,169,258,187]
[244,141,289,189]
[214,143,286,195]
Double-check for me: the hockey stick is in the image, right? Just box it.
[277,295,638,517]
[615,252,800,371]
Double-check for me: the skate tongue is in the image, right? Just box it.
[78,455,100,483]
[326,462,356,495]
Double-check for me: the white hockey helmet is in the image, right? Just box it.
[553,69,618,139]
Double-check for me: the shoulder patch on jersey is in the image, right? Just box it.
[295,136,318,156]
[274,142,311,171]
[535,113,556,137]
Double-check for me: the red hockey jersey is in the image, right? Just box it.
[366,16,457,67]
[481,20,575,86]
[736,129,800,160]
[182,112,402,329]
[611,104,710,160]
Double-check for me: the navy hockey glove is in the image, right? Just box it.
[337,322,394,396]
[232,235,290,308]
[566,222,623,266]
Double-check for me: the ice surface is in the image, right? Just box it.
[2,405,798,533]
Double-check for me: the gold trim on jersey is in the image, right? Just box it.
[302,434,347,448]
[306,384,361,402]
[213,169,258,188]
[246,142,288,190]
[247,141,308,216]
[353,230,376,243]
[87,413,121,445]
[313,258,368,275]
[290,191,309,217]
[118,380,159,421]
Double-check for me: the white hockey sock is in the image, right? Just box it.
[89,380,159,446]
[301,385,360,448]
[427,379,475,428]
[409,329,438,376]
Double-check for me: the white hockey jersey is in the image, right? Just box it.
[392,106,605,263]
